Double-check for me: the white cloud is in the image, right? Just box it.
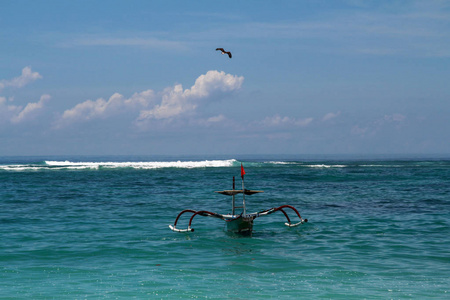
[138,70,243,121]
[322,111,341,121]
[0,67,48,124]
[60,94,123,122]
[262,114,313,127]
[11,94,50,124]
[194,114,228,127]
[125,90,156,108]
[57,90,156,126]
[352,113,407,137]
[374,113,407,127]
[1,94,50,124]
[384,113,406,123]
[207,114,226,123]
[0,67,42,91]
[351,125,368,136]
[138,84,195,120]
[57,70,243,127]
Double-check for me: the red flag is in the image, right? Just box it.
[241,163,246,179]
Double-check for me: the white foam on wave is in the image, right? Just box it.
[0,159,237,171]
[360,164,404,168]
[252,161,349,168]
[0,165,42,171]
[264,161,349,168]
[305,164,347,168]
[267,161,297,165]
[44,159,237,170]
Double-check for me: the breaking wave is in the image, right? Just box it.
[0,159,238,171]
[1,158,447,171]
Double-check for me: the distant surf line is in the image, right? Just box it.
[1,158,447,171]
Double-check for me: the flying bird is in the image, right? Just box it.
[216,48,232,58]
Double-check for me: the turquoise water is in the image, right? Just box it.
[1,156,449,298]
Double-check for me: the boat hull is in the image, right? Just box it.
[226,216,253,235]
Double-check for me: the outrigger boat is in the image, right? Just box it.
[169,164,308,235]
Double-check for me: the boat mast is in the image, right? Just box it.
[242,172,246,215]
[232,176,235,215]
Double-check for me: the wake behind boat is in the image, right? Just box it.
[169,164,308,235]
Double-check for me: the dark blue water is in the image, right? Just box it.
[1,156,449,298]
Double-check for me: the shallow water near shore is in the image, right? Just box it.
[1,156,449,298]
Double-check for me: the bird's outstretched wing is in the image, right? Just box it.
[226,52,232,58]
[216,48,225,52]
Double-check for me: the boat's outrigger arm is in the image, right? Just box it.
[169,209,226,232]
[256,205,308,227]
[169,205,307,232]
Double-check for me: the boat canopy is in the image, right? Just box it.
[215,189,264,196]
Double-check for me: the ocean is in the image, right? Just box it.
[0,155,449,299]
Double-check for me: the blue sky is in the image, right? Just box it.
[1,0,449,156]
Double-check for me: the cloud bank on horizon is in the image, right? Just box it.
[0,66,404,131]
[1,67,340,132]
